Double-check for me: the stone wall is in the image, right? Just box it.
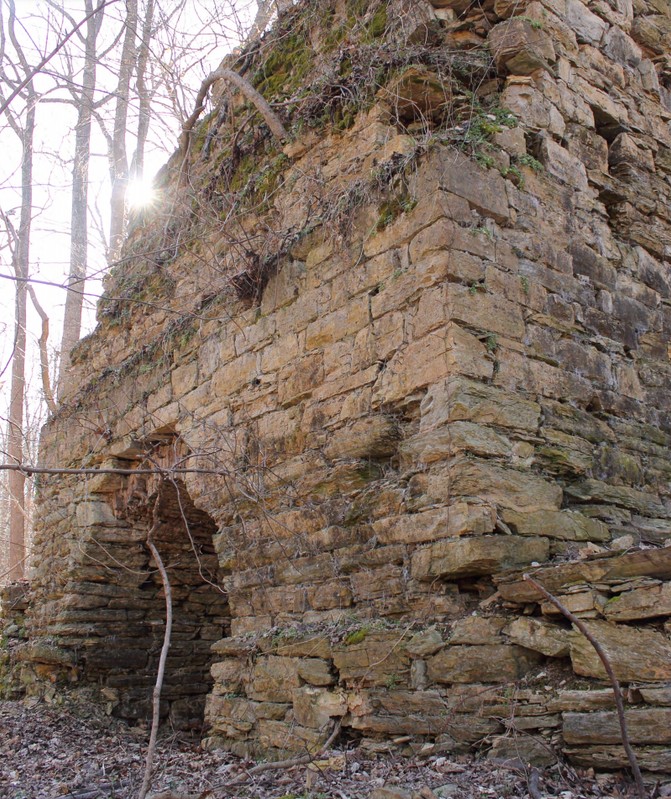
[16,0,671,773]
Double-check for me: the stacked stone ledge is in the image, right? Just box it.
[10,0,671,774]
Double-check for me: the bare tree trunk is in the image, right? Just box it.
[108,0,138,263]
[27,286,57,415]
[130,0,155,183]
[5,0,36,581]
[58,0,104,394]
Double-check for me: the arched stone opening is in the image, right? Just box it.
[79,438,230,730]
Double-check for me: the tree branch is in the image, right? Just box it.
[26,285,57,414]
[138,489,173,799]
[178,66,289,160]
[522,574,647,799]
[0,0,120,117]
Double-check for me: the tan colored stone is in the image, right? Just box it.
[373,504,496,545]
[563,708,671,745]
[488,18,556,75]
[501,509,610,541]
[446,459,563,513]
[292,686,347,728]
[450,616,507,645]
[569,621,671,682]
[604,582,671,621]
[248,656,301,702]
[427,644,542,684]
[504,617,571,657]
[411,535,549,580]
[379,67,450,122]
[324,415,401,461]
[420,377,540,432]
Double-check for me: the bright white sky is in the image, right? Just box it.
[0,0,258,430]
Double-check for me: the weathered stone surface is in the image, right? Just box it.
[427,644,542,684]
[563,709,671,745]
[504,617,571,658]
[604,582,671,621]
[412,535,549,580]
[569,621,671,682]
[501,509,610,541]
[22,0,671,772]
[488,19,556,75]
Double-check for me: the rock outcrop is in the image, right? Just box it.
[8,0,671,773]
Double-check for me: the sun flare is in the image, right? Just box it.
[126,178,156,209]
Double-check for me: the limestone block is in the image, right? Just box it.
[565,479,666,516]
[488,19,556,75]
[332,632,410,687]
[248,656,302,702]
[278,351,323,407]
[75,500,118,527]
[538,137,588,190]
[204,695,256,736]
[437,152,510,224]
[324,415,401,461]
[501,509,610,541]
[373,504,496,545]
[372,330,449,405]
[488,734,557,765]
[563,708,671,745]
[603,582,671,621]
[307,580,353,611]
[401,422,512,464]
[504,617,571,657]
[411,535,549,580]
[631,14,671,55]
[406,627,444,656]
[379,66,451,122]
[563,745,671,773]
[297,658,335,686]
[292,686,347,728]
[569,620,671,681]
[427,643,542,684]
[350,565,404,601]
[548,689,615,712]
[501,83,565,137]
[420,376,541,432]
[564,0,609,44]
[257,719,324,752]
[446,284,526,340]
[450,616,507,645]
[447,459,563,512]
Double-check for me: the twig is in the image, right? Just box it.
[527,766,542,799]
[139,488,174,799]
[522,574,647,799]
[212,720,342,794]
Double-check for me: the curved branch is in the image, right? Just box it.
[179,66,289,158]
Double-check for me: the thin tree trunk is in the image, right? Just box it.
[108,0,138,263]
[131,0,155,183]
[138,488,172,799]
[58,0,104,394]
[27,286,57,415]
[6,91,35,583]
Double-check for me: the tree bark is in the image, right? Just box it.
[58,0,104,395]
[108,0,138,264]
[5,0,36,581]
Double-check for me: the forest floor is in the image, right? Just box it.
[0,699,658,799]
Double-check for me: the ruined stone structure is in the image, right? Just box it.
[12,0,671,774]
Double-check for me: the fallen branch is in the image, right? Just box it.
[212,719,342,794]
[522,573,647,799]
[139,489,174,799]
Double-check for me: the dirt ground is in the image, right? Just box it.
[0,699,659,799]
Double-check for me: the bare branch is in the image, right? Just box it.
[0,0,120,118]
[26,285,57,414]
[178,66,289,160]
[138,489,173,799]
